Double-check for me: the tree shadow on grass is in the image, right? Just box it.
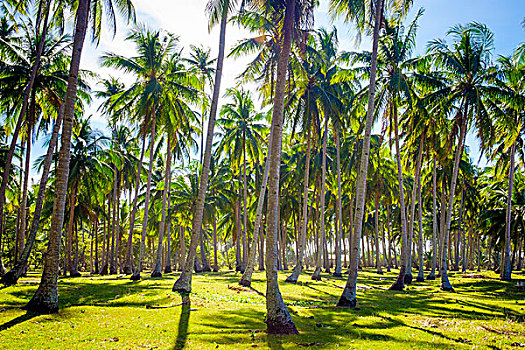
[0,311,36,332]
[172,295,191,350]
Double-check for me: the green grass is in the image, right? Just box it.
[1,268,524,349]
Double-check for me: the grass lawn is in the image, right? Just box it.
[1,268,524,349]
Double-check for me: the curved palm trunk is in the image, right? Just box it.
[66,185,80,276]
[212,213,218,271]
[264,0,298,334]
[25,0,90,314]
[441,115,468,291]
[131,111,157,280]
[172,7,227,293]
[502,140,516,281]
[242,133,248,270]
[239,133,273,286]
[428,155,438,280]
[285,126,311,283]
[17,124,33,275]
[2,109,63,286]
[374,192,383,274]
[389,106,409,291]
[416,162,425,282]
[407,135,425,283]
[0,1,51,229]
[109,168,119,274]
[333,127,343,277]
[337,0,384,308]
[179,225,186,271]
[152,136,173,277]
[124,136,147,274]
[200,230,211,272]
[313,116,329,281]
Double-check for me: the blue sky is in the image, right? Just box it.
[27,0,525,180]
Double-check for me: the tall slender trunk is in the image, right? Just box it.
[66,185,80,276]
[313,116,328,280]
[374,192,383,274]
[389,104,409,291]
[242,133,248,270]
[405,135,424,284]
[172,6,227,293]
[179,225,186,271]
[152,136,173,277]
[109,167,119,274]
[131,110,157,280]
[338,0,384,307]
[25,0,90,314]
[264,0,298,334]
[124,136,146,274]
[334,126,343,277]
[18,125,33,271]
[2,108,63,285]
[386,205,392,271]
[0,0,51,228]
[428,155,438,280]
[239,132,273,286]
[285,126,311,283]
[212,214,218,272]
[416,159,425,282]
[441,112,468,291]
[502,139,516,280]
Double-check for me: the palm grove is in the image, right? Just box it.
[0,0,524,335]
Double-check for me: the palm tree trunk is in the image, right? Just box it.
[25,0,90,314]
[441,114,468,291]
[405,136,424,284]
[2,107,63,286]
[0,0,51,228]
[338,0,384,307]
[164,174,173,274]
[242,133,248,270]
[374,192,383,274]
[152,136,173,277]
[131,110,157,280]
[109,168,118,274]
[502,139,516,280]
[264,0,298,334]
[389,104,409,291]
[172,5,227,293]
[334,125,343,277]
[313,115,329,280]
[179,225,186,271]
[66,185,80,277]
[428,155,438,280]
[18,126,33,272]
[286,126,311,283]
[416,160,425,282]
[212,214,218,272]
[124,136,146,275]
[239,132,273,286]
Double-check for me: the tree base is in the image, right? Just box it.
[24,290,59,314]
[1,270,19,286]
[389,281,404,291]
[239,279,251,287]
[416,277,425,282]
[404,274,413,285]
[336,295,357,308]
[164,266,172,274]
[332,272,342,278]
[427,274,436,280]
[266,317,299,335]
[123,266,133,275]
[311,274,321,281]
[440,285,455,292]
[172,277,191,294]
[151,271,162,278]
[130,273,141,281]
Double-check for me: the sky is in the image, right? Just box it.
[27,0,525,180]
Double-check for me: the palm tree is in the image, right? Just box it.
[491,52,525,280]
[172,0,238,294]
[330,0,413,307]
[426,22,497,291]
[216,88,265,279]
[25,0,135,313]
[102,27,188,280]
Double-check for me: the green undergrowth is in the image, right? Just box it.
[1,268,524,349]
